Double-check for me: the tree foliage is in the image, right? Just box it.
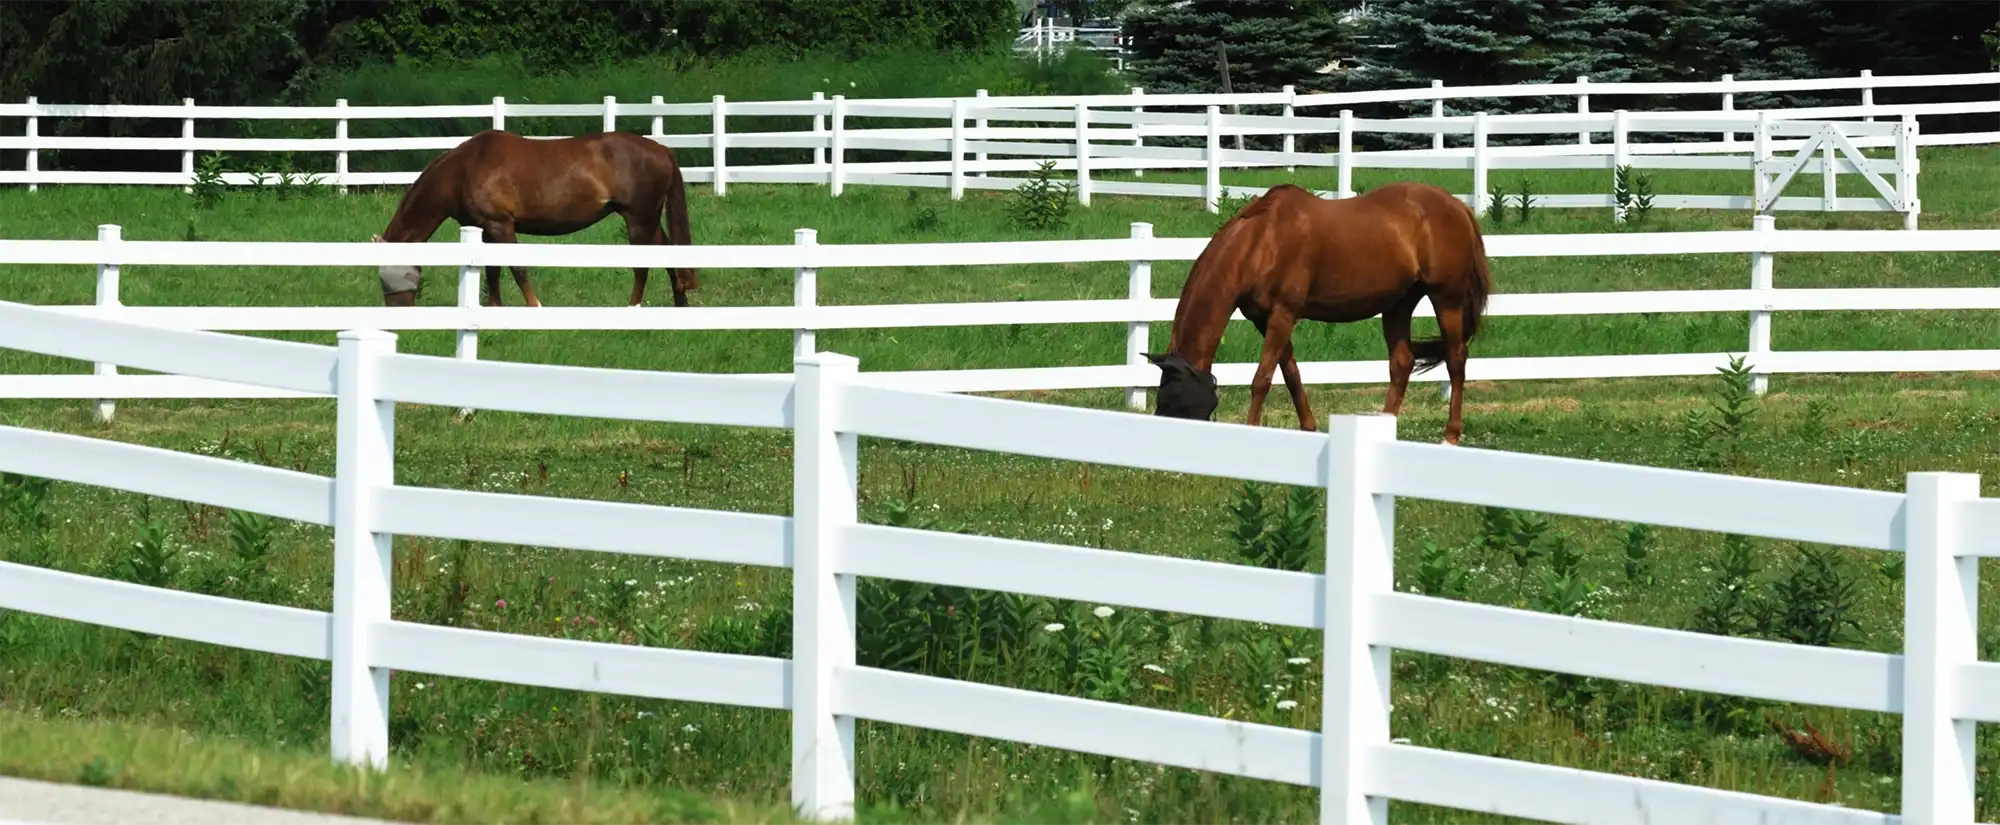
[1121,0,1356,95]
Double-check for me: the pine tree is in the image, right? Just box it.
[1122,0,1356,96]
[1342,1,1561,97]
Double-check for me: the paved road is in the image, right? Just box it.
[0,776,407,825]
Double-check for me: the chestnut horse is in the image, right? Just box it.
[1146,182,1493,445]
[370,129,697,308]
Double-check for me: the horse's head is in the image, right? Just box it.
[1146,351,1218,421]
[372,233,421,306]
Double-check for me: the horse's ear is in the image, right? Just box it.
[1143,351,1170,367]
[371,234,384,243]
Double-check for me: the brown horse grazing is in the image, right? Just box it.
[370,129,698,308]
[1146,181,1494,445]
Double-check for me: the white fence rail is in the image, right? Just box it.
[0,298,1995,824]
[7,70,1992,217]
[5,221,2000,420]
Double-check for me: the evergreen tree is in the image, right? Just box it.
[1122,0,1357,96]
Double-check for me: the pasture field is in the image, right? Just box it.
[0,148,1997,823]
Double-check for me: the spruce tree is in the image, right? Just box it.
[1122,0,1356,95]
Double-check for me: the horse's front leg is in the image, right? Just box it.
[1246,309,1299,428]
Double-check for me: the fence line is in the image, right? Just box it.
[4,221,1999,419]
[0,298,1992,823]
[7,70,1991,216]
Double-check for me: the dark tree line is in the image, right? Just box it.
[0,0,1020,109]
[1118,0,1998,146]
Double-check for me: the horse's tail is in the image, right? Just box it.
[1410,203,1493,374]
[663,156,698,292]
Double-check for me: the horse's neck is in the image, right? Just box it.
[1168,278,1238,372]
[383,181,448,243]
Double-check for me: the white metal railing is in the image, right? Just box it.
[5,70,1989,215]
[4,222,1999,421]
[0,298,1993,824]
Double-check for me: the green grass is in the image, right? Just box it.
[0,146,1996,823]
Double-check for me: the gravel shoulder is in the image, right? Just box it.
[0,776,407,825]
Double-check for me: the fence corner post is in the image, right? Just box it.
[1321,412,1396,825]
[792,349,860,822]
[650,94,666,145]
[330,327,398,771]
[1747,214,1775,395]
[794,228,819,359]
[1612,109,1631,223]
[1124,221,1154,411]
[1428,80,1444,151]
[1900,470,1980,825]
[1130,86,1146,179]
[453,225,484,421]
[491,96,505,131]
[91,224,123,424]
[1337,109,1355,199]
[1720,74,1736,145]
[1575,76,1591,146]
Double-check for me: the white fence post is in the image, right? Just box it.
[181,99,196,195]
[1753,111,1772,215]
[330,328,397,770]
[1282,84,1297,172]
[974,89,989,178]
[454,226,483,420]
[1900,470,1980,825]
[602,95,617,133]
[794,228,819,359]
[91,225,122,424]
[792,351,860,821]
[1720,74,1736,146]
[651,95,666,146]
[1204,105,1221,213]
[1860,69,1875,121]
[1321,412,1397,825]
[334,99,350,195]
[1747,214,1775,395]
[1130,87,1145,178]
[491,96,505,131]
[1074,103,1091,207]
[950,98,966,201]
[1429,80,1444,150]
[24,96,36,193]
[1901,114,1922,231]
[811,91,826,170]
[1612,110,1631,223]
[1124,221,1153,411]
[712,95,728,197]
[1576,76,1591,146]
[829,95,846,197]
[1471,112,1489,217]
[1338,110,1354,199]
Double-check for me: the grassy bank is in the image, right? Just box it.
[0,151,1997,822]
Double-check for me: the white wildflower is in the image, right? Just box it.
[1276,700,1299,710]
[1093,605,1115,618]
[1044,622,1065,632]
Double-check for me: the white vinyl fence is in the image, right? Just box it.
[4,221,2000,421]
[0,299,1995,824]
[5,70,1991,220]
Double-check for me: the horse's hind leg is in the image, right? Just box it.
[1379,291,1425,417]
[1434,298,1471,446]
